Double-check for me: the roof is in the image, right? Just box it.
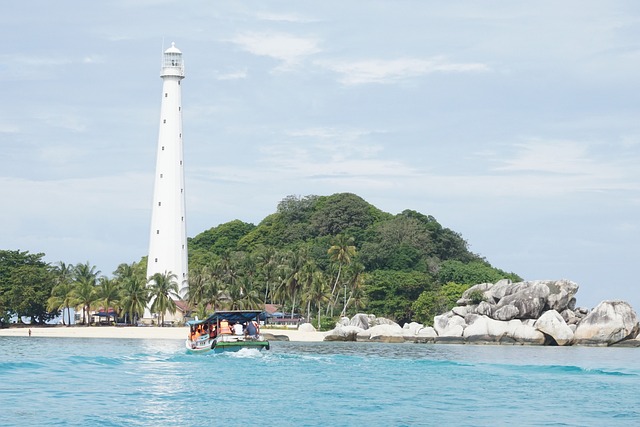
[174,300,191,313]
[264,303,280,314]
[187,310,268,326]
[164,42,181,54]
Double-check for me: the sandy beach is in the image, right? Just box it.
[0,326,327,342]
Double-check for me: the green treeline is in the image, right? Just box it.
[187,193,521,326]
[0,193,521,328]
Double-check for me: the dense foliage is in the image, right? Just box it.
[1,193,521,327]
[184,193,521,325]
[0,250,57,325]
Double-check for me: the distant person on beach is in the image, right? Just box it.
[28,329,31,337]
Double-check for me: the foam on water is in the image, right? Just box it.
[1,337,639,426]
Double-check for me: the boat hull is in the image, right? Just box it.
[185,337,270,354]
[211,340,270,353]
[185,338,214,354]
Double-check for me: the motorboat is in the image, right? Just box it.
[185,310,270,354]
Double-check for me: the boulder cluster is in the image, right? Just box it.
[324,279,640,347]
[324,313,438,343]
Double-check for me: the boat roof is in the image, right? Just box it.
[187,310,267,326]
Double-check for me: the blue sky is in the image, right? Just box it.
[2,1,639,311]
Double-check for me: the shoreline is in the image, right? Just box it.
[0,325,327,342]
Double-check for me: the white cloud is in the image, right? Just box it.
[254,11,314,23]
[215,68,248,80]
[0,123,20,133]
[230,32,321,70]
[474,138,640,196]
[284,127,384,161]
[35,111,87,133]
[0,172,153,266]
[493,139,595,175]
[316,56,490,85]
[82,55,106,64]
[1,53,103,80]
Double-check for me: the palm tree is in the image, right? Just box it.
[73,280,97,325]
[47,282,75,326]
[342,262,366,316]
[225,280,244,310]
[203,260,227,312]
[72,262,101,325]
[95,277,120,324]
[148,271,179,326]
[327,234,356,316]
[237,276,262,310]
[119,275,149,325]
[279,249,308,318]
[48,262,75,325]
[185,266,208,311]
[256,246,279,304]
[303,271,330,329]
[113,262,148,325]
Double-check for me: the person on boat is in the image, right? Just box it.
[245,320,257,338]
[233,322,244,335]
[219,319,232,335]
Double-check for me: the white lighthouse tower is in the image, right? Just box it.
[146,42,188,312]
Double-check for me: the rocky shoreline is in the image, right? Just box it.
[323,279,640,347]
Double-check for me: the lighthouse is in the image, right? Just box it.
[146,42,188,310]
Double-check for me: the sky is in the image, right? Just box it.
[2,1,639,311]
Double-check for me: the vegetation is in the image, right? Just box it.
[0,193,521,328]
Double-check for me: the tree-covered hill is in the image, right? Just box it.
[1,193,521,328]
[187,193,521,326]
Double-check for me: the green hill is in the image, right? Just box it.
[187,193,521,326]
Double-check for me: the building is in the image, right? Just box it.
[145,42,189,323]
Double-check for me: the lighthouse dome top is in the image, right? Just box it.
[164,42,182,54]
[161,42,185,78]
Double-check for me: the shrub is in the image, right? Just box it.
[467,289,485,304]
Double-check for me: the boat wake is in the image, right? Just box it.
[227,348,263,358]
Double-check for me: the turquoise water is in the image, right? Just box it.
[1,338,638,426]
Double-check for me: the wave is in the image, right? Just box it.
[482,362,637,377]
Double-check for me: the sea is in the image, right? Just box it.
[0,337,638,427]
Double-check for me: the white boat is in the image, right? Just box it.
[185,310,270,354]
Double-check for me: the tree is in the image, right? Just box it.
[0,250,58,324]
[95,277,120,324]
[278,249,309,318]
[310,193,385,237]
[119,275,149,325]
[50,262,75,325]
[185,266,208,310]
[343,262,366,316]
[365,270,433,324]
[412,282,470,325]
[201,260,226,312]
[189,220,256,256]
[72,262,101,325]
[437,260,521,286]
[149,271,179,326]
[114,261,148,325]
[255,245,279,304]
[327,234,356,316]
[47,282,75,326]
[302,271,330,329]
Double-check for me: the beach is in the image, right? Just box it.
[0,325,327,342]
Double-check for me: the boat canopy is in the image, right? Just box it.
[187,310,269,326]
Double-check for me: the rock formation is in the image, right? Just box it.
[573,300,639,346]
[323,280,639,346]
